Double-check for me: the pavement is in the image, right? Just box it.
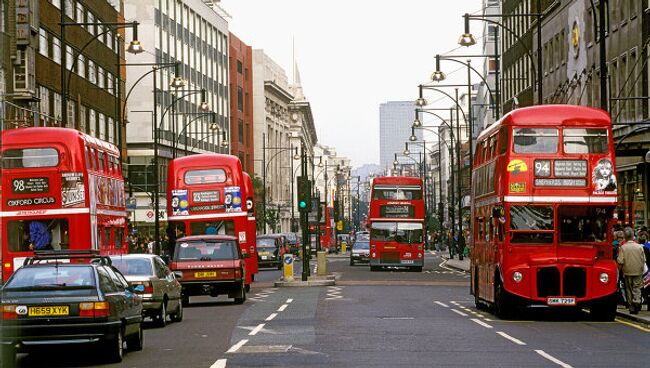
[440,253,650,325]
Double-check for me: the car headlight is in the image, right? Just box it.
[512,271,523,283]
[599,272,609,283]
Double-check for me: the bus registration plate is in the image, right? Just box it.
[401,260,414,264]
[546,297,575,306]
[195,271,217,278]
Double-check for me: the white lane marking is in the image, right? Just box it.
[277,304,288,312]
[265,313,278,321]
[209,359,227,368]
[434,301,449,308]
[450,301,461,306]
[286,298,294,303]
[249,323,265,336]
[535,350,573,368]
[226,339,248,353]
[470,318,493,329]
[451,309,468,317]
[496,331,526,345]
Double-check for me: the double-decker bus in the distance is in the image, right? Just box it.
[368,176,425,272]
[309,203,335,252]
[471,105,619,320]
[167,154,256,290]
[0,127,128,282]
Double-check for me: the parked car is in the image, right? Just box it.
[257,235,283,269]
[281,232,301,256]
[350,240,370,266]
[0,251,144,365]
[110,254,183,327]
[169,235,247,305]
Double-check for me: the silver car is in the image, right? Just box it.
[110,254,183,327]
[350,241,370,266]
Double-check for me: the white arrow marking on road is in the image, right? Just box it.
[434,301,449,308]
[286,298,294,303]
[496,331,526,345]
[535,350,572,368]
[265,313,278,321]
[470,318,493,329]
[249,323,265,336]
[451,309,468,317]
[277,304,288,312]
[226,339,248,353]
[209,359,227,368]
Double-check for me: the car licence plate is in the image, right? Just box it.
[261,256,268,260]
[28,306,69,317]
[401,260,414,264]
[194,271,217,278]
[546,297,576,306]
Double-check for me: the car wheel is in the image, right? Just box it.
[170,300,184,322]
[1,345,16,368]
[155,301,167,328]
[105,329,124,363]
[349,259,354,266]
[234,283,246,304]
[277,262,282,270]
[127,323,144,351]
[182,295,190,307]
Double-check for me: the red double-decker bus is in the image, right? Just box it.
[0,127,128,282]
[167,154,255,289]
[368,176,425,272]
[243,172,258,280]
[471,105,619,320]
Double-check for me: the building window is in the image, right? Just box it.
[88,60,96,84]
[53,92,62,124]
[39,28,48,57]
[79,105,87,132]
[39,86,50,122]
[76,2,84,23]
[237,86,243,111]
[67,100,75,128]
[89,109,96,136]
[52,36,61,64]
[66,45,74,70]
[77,54,85,77]
[98,113,106,140]
[238,119,244,143]
[237,60,243,73]
[108,117,115,144]
[64,0,74,19]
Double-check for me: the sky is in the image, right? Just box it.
[221,0,484,168]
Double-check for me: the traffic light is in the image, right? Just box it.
[333,199,340,221]
[297,176,311,212]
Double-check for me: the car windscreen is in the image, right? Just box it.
[282,233,297,243]
[4,266,96,291]
[257,238,276,247]
[174,240,238,261]
[111,258,154,276]
[353,242,370,250]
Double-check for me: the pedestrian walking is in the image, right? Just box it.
[617,227,646,314]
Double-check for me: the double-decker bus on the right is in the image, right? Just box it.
[471,105,619,320]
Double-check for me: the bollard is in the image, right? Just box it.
[317,251,327,276]
[341,241,347,254]
[283,254,294,282]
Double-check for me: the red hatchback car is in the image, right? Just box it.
[169,235,247,305]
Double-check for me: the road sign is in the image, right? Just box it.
[146,210,154,219]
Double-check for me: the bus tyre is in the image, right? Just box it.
[494,280,513,319]
[105,329,124,363]
[155,301,167,328]
[590,295,617,321]
[1,345,16,368]
[127,323,144,351]
[170,301,183,322]
[411,266,422,272]
[234,283,246,304]
[370,266,379,272]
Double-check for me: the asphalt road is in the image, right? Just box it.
[10,252,650,367]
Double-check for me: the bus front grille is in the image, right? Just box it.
[537,267,560,297]
[381,252,400,263]
[563,267,586,297]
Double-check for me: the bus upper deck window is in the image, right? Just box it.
[513,128,558,153]
[563,128,608,154]
[2,148,59,169]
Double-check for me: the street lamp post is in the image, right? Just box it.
[261,136,299,233]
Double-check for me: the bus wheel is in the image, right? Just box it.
[494,280,513,319]
[370,266,379,272]
[411,266,422,272]
[590,295,617,321]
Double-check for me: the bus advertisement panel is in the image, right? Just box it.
[167,154,256,288]
[368,176,425,272]
[471,105,619,320]
[0,127,128,282]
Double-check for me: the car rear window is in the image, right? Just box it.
[111,258,153,276]
[174,240,238,261]
[4,266,95,290]
[257,238,276,247]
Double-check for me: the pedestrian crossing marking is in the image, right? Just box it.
[325,285,344,300]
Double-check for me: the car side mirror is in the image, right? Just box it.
[173,271,183,279]
[133,284,145,293]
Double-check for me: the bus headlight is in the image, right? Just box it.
[371,252,376,258]
[512,271,523,283]
[599,272,609,283]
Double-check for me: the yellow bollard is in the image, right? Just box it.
[283,254,294,282]
[341,241,347,254]
[317,251,327,276]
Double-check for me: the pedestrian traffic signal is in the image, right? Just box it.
[297,176,311,212]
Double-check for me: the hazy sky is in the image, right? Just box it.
[221,0,484,167]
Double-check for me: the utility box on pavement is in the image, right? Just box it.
[317,251,327,276]
[283,254,294,282]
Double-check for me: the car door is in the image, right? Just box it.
[96,266,125,320]
[152,257,167,302]
[105,266,141,333]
